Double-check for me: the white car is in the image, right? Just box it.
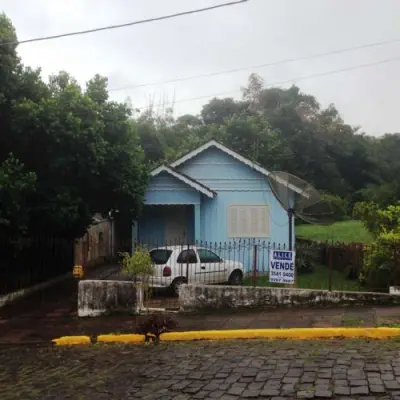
[148,245,244,295]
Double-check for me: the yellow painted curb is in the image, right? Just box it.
[161,327,400,341]
[97,334,145,343]
[53,336,91,346]
[52,328,400,345]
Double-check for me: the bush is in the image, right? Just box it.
[135,314,177,343]
[120,247,154,301]
[295,241,320,274]
[354,202,400,290]
[353,201,400,236]
[322,193,349,221]
[352,201,380,235]
[361,231,400,290]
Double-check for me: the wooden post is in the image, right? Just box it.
[328,244,333,291]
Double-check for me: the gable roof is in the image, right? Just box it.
[170,140,306,196]
[151,165,216,199]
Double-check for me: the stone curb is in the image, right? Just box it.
[52,327,400,346]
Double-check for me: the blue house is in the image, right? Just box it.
[133,140,301,270]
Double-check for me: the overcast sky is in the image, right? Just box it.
[1,0,400,135]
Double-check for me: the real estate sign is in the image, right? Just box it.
[269,250,296,284]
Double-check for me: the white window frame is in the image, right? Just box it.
[228,204,270,238]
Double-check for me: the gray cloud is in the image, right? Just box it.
[1,0,400,135]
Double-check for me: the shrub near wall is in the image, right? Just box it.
[354,202,400,290]
[362,232,400,291]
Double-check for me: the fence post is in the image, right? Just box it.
[186,243,190,284]
[328,244,333,291]
[252,244,258,287]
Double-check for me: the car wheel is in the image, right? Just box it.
[171,278,186,296]
[228,270,243,285]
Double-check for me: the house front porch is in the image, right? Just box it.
[134,204,201,247]
[131,164,213,250]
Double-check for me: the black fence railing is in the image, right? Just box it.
[0,236,74,296]
[129,239,375,294]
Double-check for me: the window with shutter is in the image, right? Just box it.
[228,205,270,237]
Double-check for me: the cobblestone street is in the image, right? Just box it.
[2,340,400,399]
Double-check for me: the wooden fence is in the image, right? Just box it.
[74,218,113,268]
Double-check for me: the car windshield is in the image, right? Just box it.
[150,249,172,265]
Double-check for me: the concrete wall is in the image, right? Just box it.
[179,284,400,311]
[78,280,138,317]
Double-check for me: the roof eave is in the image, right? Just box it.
[150,165,215,199]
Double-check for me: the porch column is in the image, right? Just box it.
[194,204,201,242]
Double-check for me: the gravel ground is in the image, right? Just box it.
[2,339,400,399]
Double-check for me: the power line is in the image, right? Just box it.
[1,0,248,46]
[109,36,400,92]
[134,54,400,110]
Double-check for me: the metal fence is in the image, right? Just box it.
[0,236,74,296]
[131,238,379,294]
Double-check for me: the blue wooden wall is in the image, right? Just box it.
[177,147,294,272]
[177,147,293,245]
[137,147,295,272]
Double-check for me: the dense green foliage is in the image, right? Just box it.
[0,154,36,235]
[3,11,400,241]
[355,202,400,288]
[121,247,154,301]
[0,14,148,239]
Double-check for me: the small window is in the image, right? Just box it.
[197,249,221,263]
[228,205,270,238]
[150,249,172,265]
[177,249,197,264]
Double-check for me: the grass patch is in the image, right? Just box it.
[244,264,363,291]
[296,220,372,244]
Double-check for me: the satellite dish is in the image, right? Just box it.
[267,171,334,249]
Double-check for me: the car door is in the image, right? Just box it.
[176,248,199,283]
[196,248,226,284]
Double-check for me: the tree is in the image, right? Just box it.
[9,71,148,238]
[0,154,36,236]
[216,114,292,170]
[0,13,148,239]
[201,97,249,125]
